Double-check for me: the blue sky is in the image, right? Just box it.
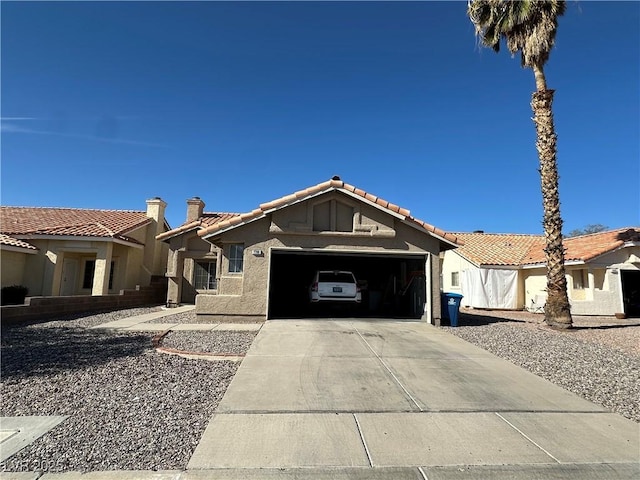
[2,1,638,234]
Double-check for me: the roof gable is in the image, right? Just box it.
[196,177,461,247]
[0,206,151,242]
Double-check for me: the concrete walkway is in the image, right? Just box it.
[88,305,261,332]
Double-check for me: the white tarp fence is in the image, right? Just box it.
[460,268,518,309]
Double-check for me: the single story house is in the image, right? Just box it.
[0,198,170,297]
[158,176,462,323]
[441,228,640,317]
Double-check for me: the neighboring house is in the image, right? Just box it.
[441,228,640,317]
[441,232,542,310]
[158,177,461,323]
[0,199,170,297]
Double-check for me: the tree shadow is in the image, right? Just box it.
[447,311,515,327]
[450,310,640,330]
[1,325,150,380]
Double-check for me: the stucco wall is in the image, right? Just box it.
[197,198,444,320]
[13,234,163,297]
[523,246,640,315]
[441,250,470,299]
[1,250,28,287]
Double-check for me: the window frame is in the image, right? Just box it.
[194,260,217,290]
[451,271,460,288]
[228,244,244,274]
[572,269,588,290]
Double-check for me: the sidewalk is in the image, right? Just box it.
[88,305,261,332]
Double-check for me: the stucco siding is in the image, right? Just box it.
[199,206,443,319]
[1,250,28,287]
[441,250,471,296]
[524,245,640,315]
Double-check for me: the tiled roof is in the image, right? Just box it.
[0,206,151,243]
[196,177,461,246]
[156,212,240,241]
[0,234,38,251]
[522,227,640,265]
[454,227,640,267]
[452,232,544,266]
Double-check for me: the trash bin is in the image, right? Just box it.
[441,292,464,327]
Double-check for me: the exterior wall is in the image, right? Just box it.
[441,250,472,301]
[442,250,524,310]
[12,234,164,298]
[165,230,219,306]
[1,250,28,287]
[523,246,640,315]
[197,196,444,321]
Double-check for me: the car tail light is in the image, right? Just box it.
[311,282,318,292]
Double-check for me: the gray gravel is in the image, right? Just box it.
[146,309,262,324]
[443,309,640,423]
[25,306,165,329]
[146,310,214,324]
[161,331,257,355]
[0,310,247,472]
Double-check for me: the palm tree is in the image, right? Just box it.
[467,0,572,329]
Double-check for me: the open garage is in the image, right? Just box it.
[268,250,427,319]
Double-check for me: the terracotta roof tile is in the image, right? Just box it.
[1,206,151,242]
[454,227,640,267]
[196,176,461,245]
[0,234,38,251]
[156,212,239,241]
[522,227,640,265]
[452,232,544,266]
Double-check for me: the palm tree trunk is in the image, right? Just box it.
[531,85,573,329]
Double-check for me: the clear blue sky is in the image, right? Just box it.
[2,1,638,234]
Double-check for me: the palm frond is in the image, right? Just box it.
[467,0,566,69]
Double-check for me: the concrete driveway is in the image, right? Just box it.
[188,319,639,479]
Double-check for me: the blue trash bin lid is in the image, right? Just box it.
[444,292,464,299]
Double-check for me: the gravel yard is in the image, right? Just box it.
[443,308,640,423]
[2,305,639,472]
[160,331,257,355]
[145,309,262,324]
[0,307,247,472]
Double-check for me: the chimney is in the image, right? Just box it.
[187,197,205,222]
[146,197,167,227]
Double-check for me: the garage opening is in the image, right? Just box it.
[268,250,427,319]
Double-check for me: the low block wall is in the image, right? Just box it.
[1,280,166,325]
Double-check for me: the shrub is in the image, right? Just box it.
[1,285,29,306]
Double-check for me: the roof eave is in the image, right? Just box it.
[0,244,39,254]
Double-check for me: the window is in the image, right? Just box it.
[82,260,115,290]
[228,244,244,273]
[572,269,587,290]
[451,271,460,287]
[194,261,217,289]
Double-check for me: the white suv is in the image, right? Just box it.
[309,270,362,304]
